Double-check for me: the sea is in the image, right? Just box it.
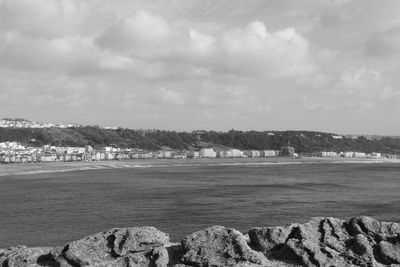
[0,159,399,248]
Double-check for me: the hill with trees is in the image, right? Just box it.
[1,126,400,154]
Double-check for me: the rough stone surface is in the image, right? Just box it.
[1,217,400,266]
[180,226,270,267]
[0,246,55,267]
[377,240,400,264]
[348,216,382,237]
[249,216,400,267]
[61,226,170,266]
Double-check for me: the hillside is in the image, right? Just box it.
[1,127,400,154]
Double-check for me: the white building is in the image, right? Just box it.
[219,149,243,158]
[342,152,354,158]
[370,152,382,159]
[199,148,216,158]
[245,150,261,158]
[105,152,115,160]
[156,150,173,158]
[353,152,366,158]
[261,150,277,157]
[318,151,338,157]
[342,151,367,158]
[228,149,243,158]
[131,152,152,159]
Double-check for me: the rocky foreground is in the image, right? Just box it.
[1,216,400,267]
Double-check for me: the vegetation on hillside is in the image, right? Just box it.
[0,127,400,154]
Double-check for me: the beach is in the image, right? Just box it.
[0,156,398,177]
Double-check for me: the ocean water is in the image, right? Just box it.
[0,160,399,248]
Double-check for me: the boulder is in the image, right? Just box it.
[61,226,170,266]
[248,217,374,267]
[378,221,400,239]
[249,224,295,252]
[377,240,400,264]
[1,217,400,267]
[351,234,372,256]
[0,246,55,267]
[347,216,381,237]
[181,226,270,267]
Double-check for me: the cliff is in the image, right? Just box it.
[1,216,399,267]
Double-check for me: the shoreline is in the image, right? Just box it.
[0,156,399,177]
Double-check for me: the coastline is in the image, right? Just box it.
[0,156,399,177]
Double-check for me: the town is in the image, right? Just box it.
[0,141,397,164]
[1,118,399,164]
[0,118,105,129]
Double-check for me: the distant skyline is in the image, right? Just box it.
[1,0,400,135]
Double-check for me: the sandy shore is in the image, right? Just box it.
[0,157,399,177]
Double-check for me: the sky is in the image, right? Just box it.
[0,0,399,134]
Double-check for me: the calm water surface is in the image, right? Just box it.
[0,161,399,248]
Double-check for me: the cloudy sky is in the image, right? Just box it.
[0,0,399,134]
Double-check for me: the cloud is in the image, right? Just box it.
[0,32,101,74]
[95,11,315,79]
[194,82,251,107]
[150,88,186,106]
[98,54,134,71]
[189,21,315,78]
[96,10,173,57]
[302,66,400,118]
[188,30,215,55]
[364,26,400,58]
[0,2,317,82]
[1,6,308,81]
[2,1,400,133]
[335,68,381,93]
[0,69,93,109]
[0,3,322,130]
[0,0,104,38]
[329,0,352,5]
[330,68,400,107]
[216,23,314,77]
[149,81,252,108]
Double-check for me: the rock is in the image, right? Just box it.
[1,217,400,267]
[181,226,270,267]
[349,234,380,266]
[377,240,400,264]
[347,216,381,237]
[248,217,372,267]
[61,226,170,266]
[319,217,349,253]
[0,246,54,267]
[249,224,295,252]
[152,246,169,267]
[351,234,372,256]
[379,221,400,239]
